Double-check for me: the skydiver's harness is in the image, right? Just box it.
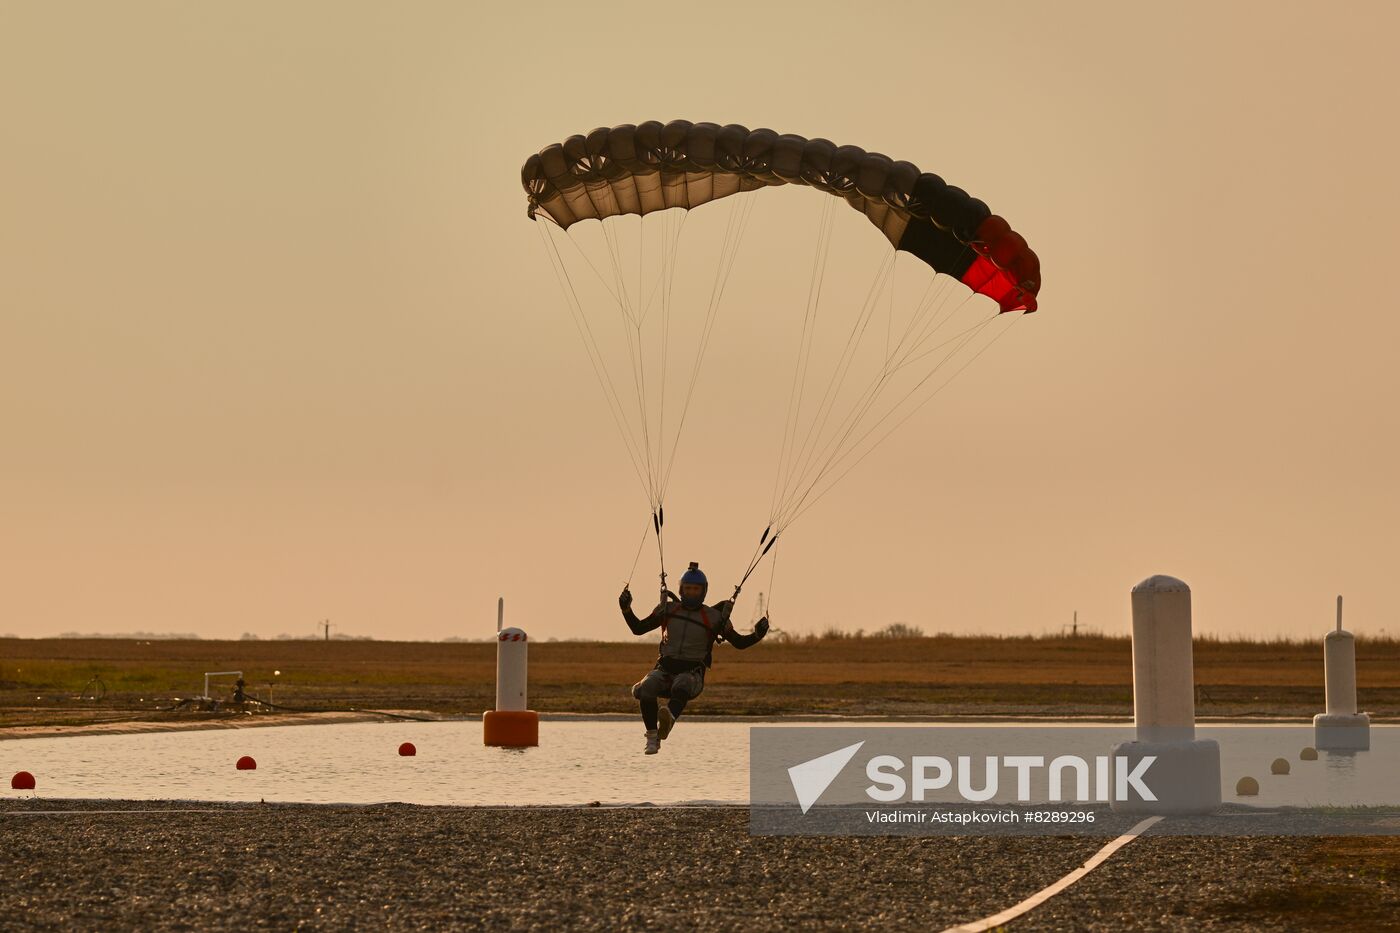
[658,603,730,670]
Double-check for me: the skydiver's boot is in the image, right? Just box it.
[661,696,687,741]
[644,730,661,755]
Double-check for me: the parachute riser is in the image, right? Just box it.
[654,507,668,604]
[731,524,780,605]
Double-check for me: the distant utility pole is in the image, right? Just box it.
[320,619,334,641]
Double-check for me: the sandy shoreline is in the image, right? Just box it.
[4,709,1358,742]
[0,710,444,741]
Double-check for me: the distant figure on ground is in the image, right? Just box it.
[619,561,769,755]
[232,678,247,705]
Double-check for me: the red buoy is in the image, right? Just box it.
[398,742,416,757]
[236,755,257,771]
[11,771,35,790]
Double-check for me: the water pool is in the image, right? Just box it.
[3,721,1394,808]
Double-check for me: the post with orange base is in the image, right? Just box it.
[483,624,539,747]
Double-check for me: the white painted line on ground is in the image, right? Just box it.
[941,816,1164,932]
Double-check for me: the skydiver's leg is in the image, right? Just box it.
[667,669,705,721]
[640,698,659,731]
[632,668,671,733]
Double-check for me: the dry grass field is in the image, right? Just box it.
[3,634,1397,729]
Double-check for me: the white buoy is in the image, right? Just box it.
[1110,575,1221,815]
[1313,595,1369,751]
[483,598,538,747]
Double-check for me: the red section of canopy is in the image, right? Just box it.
[961,216,1040,313]
[961,255,1037,313]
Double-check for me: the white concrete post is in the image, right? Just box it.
[1314,595,1370,751]
[1324,595,1356,715]
[1130,576,1197,743]
[1111,575,1221,815]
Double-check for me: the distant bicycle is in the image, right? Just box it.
[79,675,107,702]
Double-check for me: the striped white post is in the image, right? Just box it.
[495,627,528,712]
[483,599,538,747]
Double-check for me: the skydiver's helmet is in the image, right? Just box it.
[678,561,708,610]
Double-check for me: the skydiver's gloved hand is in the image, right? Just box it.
[717,599,736,621]
[619,587,633,612]
[662,589,680,605]
[754,616,770,640]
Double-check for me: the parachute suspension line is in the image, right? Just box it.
[891,304,993,373]
[875,267,958,381]
[599,216,659,508]
[771,249,897,525]
[780,248,894,502]
[774,311,999,532]
[744,194,835,599]
[784,246,896,503]
[885,274,976,375]
[763,238,1016,540]
[754,225,898,577]
[653,211,668,500]
[654,210,686,513]
[620,217,655,487]
[600,217,638,326]
[886,247,896,362]
[769,196,835,528]
[535,220,652,498]
[626,516,651,588]
[783,300,993,510]
[778,293,994,522]
[650,211,688,595]
[781,312,1024,531]
[549,209,693,593]
[606,211,692,589]
[599,213,683,512]
[777,264,905,514]
[651,212,690,597]
[538,215,626,308]
[657,195,755,504]
[539,210,696,596]
[862,244,971,388]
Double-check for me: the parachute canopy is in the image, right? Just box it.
[521,120,1040,313]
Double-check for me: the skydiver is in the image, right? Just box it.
[619,561,769,755]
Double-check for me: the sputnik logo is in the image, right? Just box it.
[787,741,865,814]
[785,740,1159,810]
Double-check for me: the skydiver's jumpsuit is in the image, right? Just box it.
[623,600,764,730]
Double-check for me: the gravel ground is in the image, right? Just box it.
[0,801,1395,931]
[1026,833,1399,932]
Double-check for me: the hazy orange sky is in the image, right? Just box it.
[3,1,1397,641]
